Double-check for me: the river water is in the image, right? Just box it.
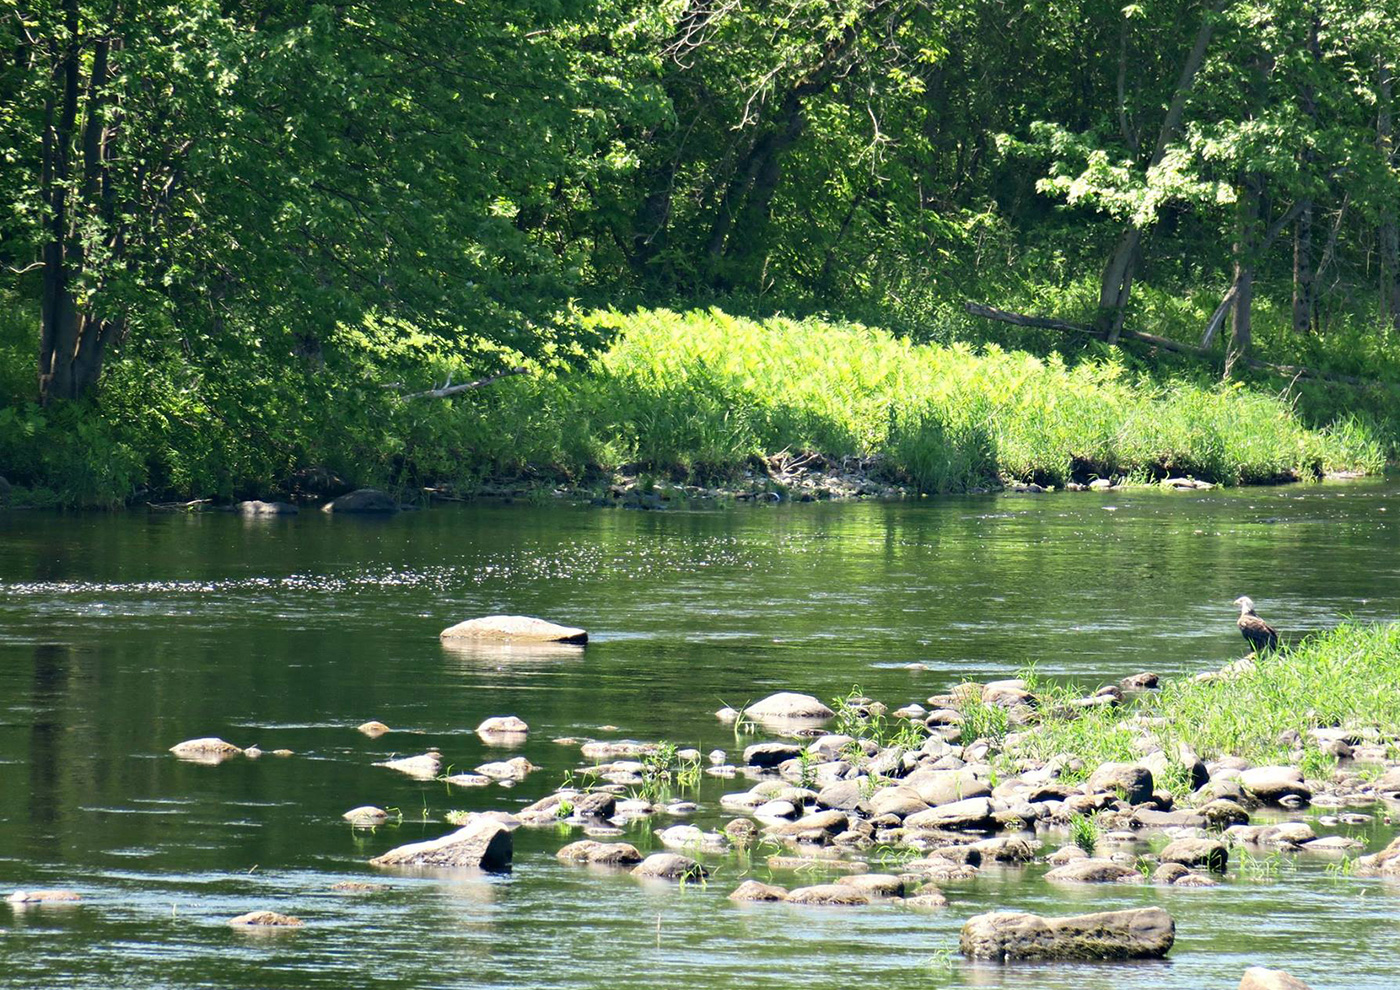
[1,483,1397,989]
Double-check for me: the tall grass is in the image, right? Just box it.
[1007,623,1400,790]
[0,301,1387,504]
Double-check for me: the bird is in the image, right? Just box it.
[1233,596,1279,654]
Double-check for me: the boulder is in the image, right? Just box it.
[341,806,389,825]
[476,715,529,735]
[1240,766,1311,805]
[729,880,789,902]
[816,780,870,813]
[374,752,442,779]
[440,615,586,644]
[169,737,243,763]
[238,500,298,515]
[1046,845,1088,865]
[474,757,534,781]
[904,768,990,807]
[904,797,997,832]
[784,883,870,906]
[356,721,391,736]
[556,840,643,866]
[868,786,930,819]
[744,742,803,768]
[905,890,949,909]
[1086,762,1154,805]
[229,911,303,927]
[1132,808,1207,829]
[1354,836,1400,877]
[743,692,835,721]
[765,810,849,843]
[581,740,655,760]
[321,488,397,513]
[1239,968,1315,990]
[1152,862,1189,884]
[631,853,708,881]
[6,889,81,904]
[834,873,905,897]
[959,907,1174,961]
[970,836,1037,863]
[1044,858,1142,883]
[1160,838,1228,872]
[369,817,512,871]
[569,791,617,819]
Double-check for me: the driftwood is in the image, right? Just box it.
[402,366,530,400]
[964,302,1392,389]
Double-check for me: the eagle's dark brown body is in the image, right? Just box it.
[1233,596,1279,652]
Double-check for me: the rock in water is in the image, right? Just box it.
[960,907,1175,961]
[630,853,708,881]
[1354,836,1400,877]
[1044,859,1142,884]
[784,884,870,906]
[321,488,398,513]
[1240,766,1311,805]
[729,880,789,902]
[342,806,389,825]
[743,692,835,721]
[7,889,81,904]
[1086,762,1154,805]
[476,715,529,735]
[1238,968,1315,990]
[369,817,513,872]
[237,500,298,515]
[1159,837,1228,872]
[439,615,587,644]
[229,911,303,927]
[169,738,243,763]
[356,720,391,736]
[374,752,442,779]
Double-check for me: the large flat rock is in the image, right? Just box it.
[439,615,587,644]
[960,907,1175,961]
[369,818,512,871]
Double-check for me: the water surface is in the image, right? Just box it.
[2,484,1397,988]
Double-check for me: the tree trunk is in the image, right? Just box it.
[1225,174,1262,379]
[1292,205,1315,334]
[1380,60,1399,331]
[1095,0,1224,335]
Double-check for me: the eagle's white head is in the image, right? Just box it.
[1233,596,1256,615]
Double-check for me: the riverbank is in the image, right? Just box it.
[0,307,1389,507]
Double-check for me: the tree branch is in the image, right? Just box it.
[401,366,530,400]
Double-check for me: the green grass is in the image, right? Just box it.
[0,299,1388,504]
[1004,622,1400,793]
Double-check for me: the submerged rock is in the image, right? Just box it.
[960,907,1174,961]
[729,880,789,902]
[321,488,397,513]
[229,911,302,927]
[440,615,587,644]
[1239,968,1315,990]
[556,840,643,866]
[369,817,512,871]
[330,881,386,893]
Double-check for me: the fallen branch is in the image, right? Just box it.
[402,366,530,400]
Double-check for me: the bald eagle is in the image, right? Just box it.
[1233,596,1279,653]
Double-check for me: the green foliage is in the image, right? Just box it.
[1068,813,1101,856]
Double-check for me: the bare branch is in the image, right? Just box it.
[401,366,530,400]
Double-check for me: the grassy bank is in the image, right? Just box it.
[0,304,1388,506]
[994,622,1400,794]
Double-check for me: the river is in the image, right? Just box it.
[1,483,1397,988]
